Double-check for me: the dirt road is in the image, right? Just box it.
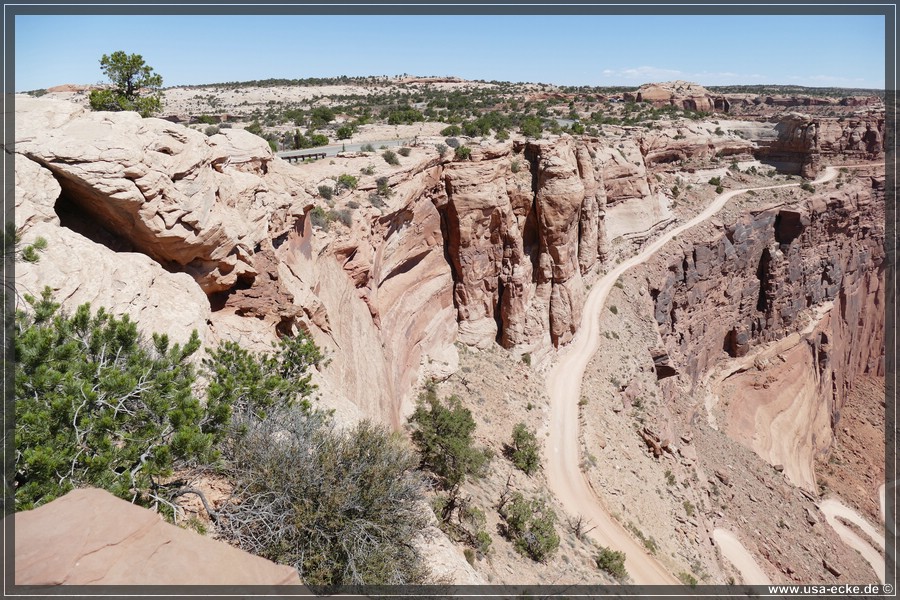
[712,529,772,585]
[544,167,841,584]
[819,497,885,583]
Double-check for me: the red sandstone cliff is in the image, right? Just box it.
[645,174,884,490]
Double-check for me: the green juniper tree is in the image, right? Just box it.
[89,51,163,117]
[14,288,211,511]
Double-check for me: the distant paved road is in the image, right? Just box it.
[277,138,412,159]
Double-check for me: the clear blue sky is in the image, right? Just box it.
[15,14,886,91]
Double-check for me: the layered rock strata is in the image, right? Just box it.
[14,95,763,422]
[761,113,885,177]
[647,176,884,488]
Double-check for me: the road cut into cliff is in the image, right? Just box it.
[545,167,841,585]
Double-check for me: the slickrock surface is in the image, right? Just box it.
[15,152,212,348]
[14,488,303,586]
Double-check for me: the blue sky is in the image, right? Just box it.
[15,14,886,91]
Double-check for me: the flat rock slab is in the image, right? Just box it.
[14,488,303,586]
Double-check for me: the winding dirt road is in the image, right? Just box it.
[818,498,885,583]
[545,167,841,584]
[712,529,772,585]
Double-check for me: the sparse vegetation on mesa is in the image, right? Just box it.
[198,77,743,150]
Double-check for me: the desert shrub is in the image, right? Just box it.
[382,150,400,165]
[495,129,510,141]
[204,125,220,136]
[14,289,211,511]
[336,125,353,139]
[510,159,521,173]
[15,284,325,514]
[19,236,48,263]
[398,146,411,157]
[217,409,430,585]
[309,106,335,127]
[670,185,680,197]
[464,548,475,566]
[708,176,721,186]
[462,121,481,137]
[245,120,264,136]
[679,572,699,587]
[386,106,424,125]
[361,143,375,152]
[520,116,543,138]
[369,193,386,208]
[441,124,461,136]
[683,500,696,517]
[626,521,658,554]
[408,394,491,491]
[307,134,328,148]
[596,546,628,580]
[375,176,392,198]
[801,182,815,192]
[714,126,724,136]
[435,143,448,157]
[506,423,541,476]
[330,209,353,227]
[309,206,330,230]
[609,305,618,315]
[454,146,472,161]
[445,137,460,149]
[715,185,724,194]
[521,351,531,366]
[347,200,360,209]
[336,174,358,190]
[434,494,493,557]
[317,185,334,201]
[499,492,559,562]
[360,164,376,175]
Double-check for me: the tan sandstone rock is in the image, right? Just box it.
[14,488,303,586]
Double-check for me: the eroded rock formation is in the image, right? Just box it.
[20,94,867,428]
[650,176,884,383]
[761,113,885,177]
[627,81,718,112]
[647,176,885,489]
[14,97,410,426]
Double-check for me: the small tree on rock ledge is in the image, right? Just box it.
[89,51,163,117]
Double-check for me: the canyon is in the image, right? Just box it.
[12,80,887,587]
